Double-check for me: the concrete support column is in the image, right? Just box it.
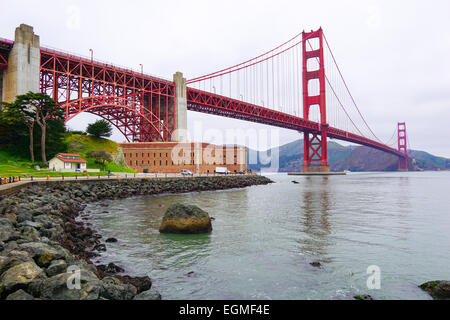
[2,24,40,103]
[172,71,188,142]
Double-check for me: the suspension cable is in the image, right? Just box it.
[323,32,383,143]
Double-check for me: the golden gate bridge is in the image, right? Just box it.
[0,25,410,172]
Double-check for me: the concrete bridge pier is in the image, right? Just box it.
[2,24,40,103]
[173,71,188,142]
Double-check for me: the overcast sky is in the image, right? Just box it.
[2,0,449,157]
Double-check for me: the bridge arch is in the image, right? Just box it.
[61,95,173,142]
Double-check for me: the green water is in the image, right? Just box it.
[84,172,450,299]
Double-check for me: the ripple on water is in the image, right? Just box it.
[83,172,450,299]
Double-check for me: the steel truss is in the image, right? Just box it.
[39,47,175,142]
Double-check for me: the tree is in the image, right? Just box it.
[14,92,63,166]
[0,99,36,163]
[86,120,112,138]
[45,118,69,159]
[88,149,112,171]
[0,93,67,164]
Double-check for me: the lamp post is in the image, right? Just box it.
[89,49,93,63]
[139,64,143,74]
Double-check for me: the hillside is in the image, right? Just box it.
[247,139,450,172]
[65,133,135,173]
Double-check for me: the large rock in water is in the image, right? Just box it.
[419,281,450,299]
[159,204,212,234]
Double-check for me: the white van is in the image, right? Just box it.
[215,167,231,175]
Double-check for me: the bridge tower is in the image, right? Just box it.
[2,24,40,103]
[301,28,330,173]
[173,71,188,142]
[397,122,408,171]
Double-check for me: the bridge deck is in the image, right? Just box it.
[186,87,406,158]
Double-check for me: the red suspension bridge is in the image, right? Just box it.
[0,24,410,171]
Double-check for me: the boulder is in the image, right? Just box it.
[40,270,102,300]
[133,288,162,300]
[100,277,137,300]
[2,241,18,254]
[16,212,33,223]
[159,203,212,234]
[0,261,46,297]
[105,238,118,243]
[353,294,374,300]
[3,213,17,224]
[419,281,450,299]
[114,275,152,294]
[6,289,34,300]
[97,263,125,275]
[34,215,61,229]
[19,221,43,229]
[7,250,31,260]
[0,251,33,275]
[94,244,107,252]
[20,226,41,242]
[0,218,15,242]
[18,242,66,267]
[45,259,68,277]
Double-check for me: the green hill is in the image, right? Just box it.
[65,133,135,173]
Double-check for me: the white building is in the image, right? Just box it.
[49,153,87,172]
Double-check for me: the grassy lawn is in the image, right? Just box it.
[0,163,108,178]
[0,133,135,177]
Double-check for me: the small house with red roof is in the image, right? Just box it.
[49,153,87,172]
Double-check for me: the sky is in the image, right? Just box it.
[1,0,449,157]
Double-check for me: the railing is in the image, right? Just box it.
[40,43,173,83]
[0,37,13,45]
[0,172,252,185]
[0,36,173,83]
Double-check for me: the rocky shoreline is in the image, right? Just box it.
[0,175,273,300]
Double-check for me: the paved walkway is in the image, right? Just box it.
[0,172,251,195]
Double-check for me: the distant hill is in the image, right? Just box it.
[247,139,450,172]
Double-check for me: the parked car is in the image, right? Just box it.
[236,171,245,175]
[181,169,193,176]
[215,167,231,175]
